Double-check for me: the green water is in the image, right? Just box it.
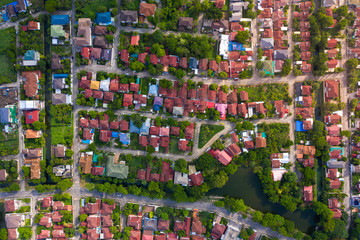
[208,167,317,233]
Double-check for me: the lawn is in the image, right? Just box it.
[0,27,16,84]
[51,125,67,145]
[198,124,225,149]
[0,0,13,6]
[237,83,292,103]
[140,78,150,95]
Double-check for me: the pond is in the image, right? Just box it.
[207,167,317,234]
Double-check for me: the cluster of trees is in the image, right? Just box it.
[346,58,359,91]
[144,30,216,59]
[75,0,117,20]
[0,160,18,182]
[160,0,209,30]
[50,104,72,124]
[18,18,44,55]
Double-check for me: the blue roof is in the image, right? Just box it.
[51,15,69,25]
[154,105,161,111]
[119,133,130,145]
[140,119,151,135]
[189,57,198,68]
[96,12,111,25]
[149,85,158,96]
[129,121,140,133]
[111,132,119,138]
[0,108,9,123]
[53,74,68,78]
[229,42,245,51]
[295,121,307,132]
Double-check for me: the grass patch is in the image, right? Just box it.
[198,124,225,149]
[51,125,67,145]
[140,78,150,95]
[238,83,292,103]
[0,0,13,5]
[0,27,16,84]
[168,137,185,155]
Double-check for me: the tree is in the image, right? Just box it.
[256,61,263,70]
[129,61,145,72]
[0,229,7,240]
[45,0,57,12]
[253,211,263,222]
[218,71,228,79]
[105,35,114,44]
[346,58,358,72]
[8,183,20,192]
[111,8,118,16]
[204,4,222,20]
[65,149,74,158]
[148,181,161,193]
[280,59,292,77]
[175,69,186,79]
[340,130,351,138]
[235,30,250,44]
[57,179,73,191]
[79,214,88,222]
[303,166,315,186]
[174,159,187,173]
[22,166,30,178]
[151,43,165,57]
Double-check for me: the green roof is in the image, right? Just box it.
[51,25,66,37]
[106,155,129,179]
[24,50,36,60]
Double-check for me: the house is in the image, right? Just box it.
[94,36,108,48]
[52,93,70,105]
[261,38,274,49]
[303,185,313,202]
[328,198,338,209]
[323,0,337,8]
[120,10,138,24]
[199,59,208,71]
[255,135,266,148]
[101,49,112,61]
[96,12,112,25]
[53,145,66,158]
[139,2,156,17]
[51,14,69,25]
[324,80,339,101]
[325,114,341,125]
[211,20,229,32]
[6,214,25,229]
[23,50,40,66]
[215,0,225,8]
[178,17,193,31]
[131,35,140,46]
[79,152,93,174]
[28,21,40,30]
[128,214,142,230]
[174,171,188,186]
[211,223,226,239]
[25,129,41,139]
[75,18,92,46]
[0,169,7,181]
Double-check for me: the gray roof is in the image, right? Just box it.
[174,171,188,186]
[53,78,65,90]
[0,108,10,123]
[173,106,184,115]
[101,49,112,61]
[93,36,107,48]
[261,38,274,49]
[229,12,242,22]
[327,160,345,169]
[120,10,138,23]
[52,93,66,105]
[274,50,289,60]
